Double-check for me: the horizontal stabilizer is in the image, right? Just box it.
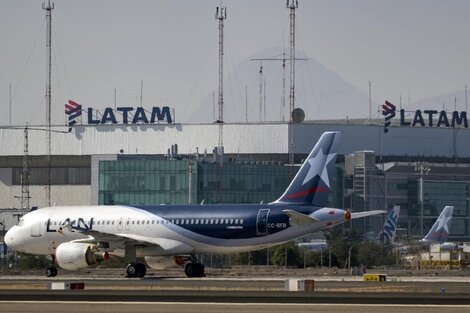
[283,209,320,226]
[351,210,387,219]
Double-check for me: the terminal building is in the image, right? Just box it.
[1,117,470,242]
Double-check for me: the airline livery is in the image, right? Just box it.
[376,205,400,244]
[5,131,385,278]
[421,205,454,243]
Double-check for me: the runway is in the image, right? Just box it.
[0,288,470,305]
[1,302,470,313]
[1,274,470,312]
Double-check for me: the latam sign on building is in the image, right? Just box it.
[382,101,468,132]
[65,100,173,126]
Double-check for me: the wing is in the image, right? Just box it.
[61,224,193,255]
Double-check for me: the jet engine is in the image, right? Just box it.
[145,256,185,269]
[55,242,109,270]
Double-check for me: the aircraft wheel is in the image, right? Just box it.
[185,263,205,278]
[136,262,147,278]
[184,263,195,277]
[46,266,57,277]
[195,263,205,277]
[126,263,138,278]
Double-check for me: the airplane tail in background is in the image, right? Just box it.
[273,132,341,207]
[376,205,400,244]
[422,206,454,243]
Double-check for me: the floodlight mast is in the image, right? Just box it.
[43,0,54,207]
[215,7,226,149]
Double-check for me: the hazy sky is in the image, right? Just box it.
[1,0,470,125]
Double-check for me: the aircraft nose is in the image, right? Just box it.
[4,227,15,248]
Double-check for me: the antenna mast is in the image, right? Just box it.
[15,127,31,214]
[21,127,31,212]
[8,84,11,127]
[215,6,226,149]
[287,0,298,122]
[287,0,298,165]
[258,64,263,122]
[43,0,54,207]
[368,81,372,121]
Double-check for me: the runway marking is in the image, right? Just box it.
[1,301,470,308]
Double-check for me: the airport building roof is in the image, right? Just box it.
[0,121,469,159]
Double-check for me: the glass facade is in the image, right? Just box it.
[12,167,90,185]
[98,159,342,206]
[408,180,470,238]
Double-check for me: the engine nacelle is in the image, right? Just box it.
[145,256,185,270]
[55,242,109,270]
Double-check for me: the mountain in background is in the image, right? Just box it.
[414,89,469,112]
[185,48,373,123]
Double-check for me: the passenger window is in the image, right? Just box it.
[137,221,140,225]
[240,219,244,224]
[195,219,199,224]
[152,220,155,224]
[132,221,135,225]
[230,219,233,224]
[235,219,239,224]
[97,221,100,225]
[210,219,214,224]
[147,220,150,225]
[205,219,209,224]
[215,219,219,224]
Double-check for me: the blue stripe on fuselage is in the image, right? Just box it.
[135,204,315,240]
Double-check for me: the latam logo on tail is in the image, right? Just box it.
[382,100,468,132]
[64,100,174,127]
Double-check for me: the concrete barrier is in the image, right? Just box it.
[49,282,85,290]
[284,279,314,291]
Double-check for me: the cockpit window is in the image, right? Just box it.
[17,219,25,227]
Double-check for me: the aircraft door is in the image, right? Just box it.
[30,222,42,237]
[117,218,124,231]
[256,209,270,236]
[125,218,131,231]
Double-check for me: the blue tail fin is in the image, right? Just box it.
[273,131,341,206]
[377,205,400,243]
[422,206,454,243]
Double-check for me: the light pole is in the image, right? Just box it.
[414,161,431,237]
[348,246,353,271]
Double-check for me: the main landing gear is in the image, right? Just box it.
[184,262,205,278]
[126,262,147,278]
[46,265,58,277]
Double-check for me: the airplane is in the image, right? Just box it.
[420,205,454,244]
[399,205,455,253]
[375,205,400,244]
[5,131,386,278]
